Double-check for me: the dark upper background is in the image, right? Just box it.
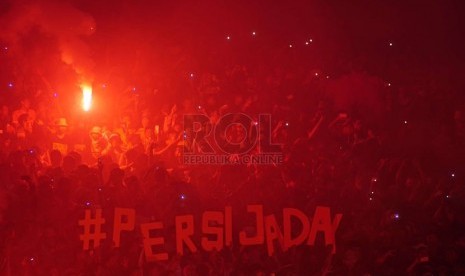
[1,0,464,108]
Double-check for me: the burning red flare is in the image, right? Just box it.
[81,84,92,112]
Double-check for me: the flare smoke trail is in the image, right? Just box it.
[0,0,96,82]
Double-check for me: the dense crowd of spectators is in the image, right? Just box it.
[1,58,465,275]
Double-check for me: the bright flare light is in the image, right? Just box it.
[81,85,92,112]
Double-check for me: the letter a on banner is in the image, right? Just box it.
[307,206,342,253]
[264,214,284,256]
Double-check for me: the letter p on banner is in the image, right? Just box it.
[113,208,136,248]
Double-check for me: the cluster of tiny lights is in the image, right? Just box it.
[3,32,390,116]
[4,32,395,96]
[221,32,394,57]
[5,32,395,109]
